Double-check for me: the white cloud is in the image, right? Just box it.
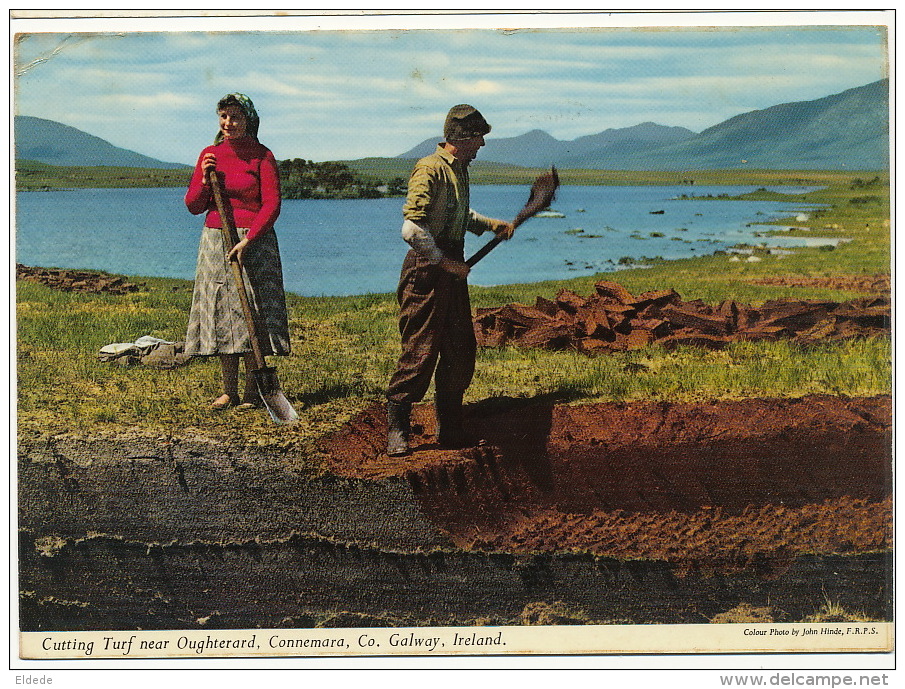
[57,65,171,87]
[720,42,885,75]
[262,40,329,57]
[156,32,211,51]
[458,79,503,95]
[231,72,308,97]
[96,91,198,110]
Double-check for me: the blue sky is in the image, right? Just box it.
[12,13,890,166]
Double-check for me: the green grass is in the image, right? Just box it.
[16,159,192,190]
[466,339,890,405]
[349,161,875,188]
[16,171,890,451]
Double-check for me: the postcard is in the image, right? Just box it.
[10,9,894,678]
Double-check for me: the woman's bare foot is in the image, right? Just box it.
[210,394,238,410]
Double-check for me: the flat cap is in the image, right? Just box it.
[444,104,491,141]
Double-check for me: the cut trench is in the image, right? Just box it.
[19,394,892,630]
[321,395,892,567]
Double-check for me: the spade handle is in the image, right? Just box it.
[207,170,267,369]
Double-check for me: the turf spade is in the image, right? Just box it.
[207,170,299,425]
[466,166,560,267]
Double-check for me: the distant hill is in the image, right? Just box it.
[604,79,889,170]
[398,122,696,168]
[557,123,699,168]
[396,80,888,170]
[14,116,189,169]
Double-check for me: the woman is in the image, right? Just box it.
[184,93,291,410]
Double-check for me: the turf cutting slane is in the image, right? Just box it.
[19,394,892,630]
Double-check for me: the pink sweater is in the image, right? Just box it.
[185,136,281,242]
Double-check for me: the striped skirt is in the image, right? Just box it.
[185,226,291,356]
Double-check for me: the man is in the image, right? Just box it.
[385,104,514,456]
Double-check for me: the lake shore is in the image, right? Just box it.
[16,158,878,190]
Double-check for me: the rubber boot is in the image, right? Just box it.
[436,390,477,449]
[386,401,412,456]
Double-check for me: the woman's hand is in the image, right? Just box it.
[201,153,217,177]
[227,238,250,264]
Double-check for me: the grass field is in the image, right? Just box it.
[345,159,869,187]
[15,159,193,190]
[17,157,876,190]
[15,171,890,458]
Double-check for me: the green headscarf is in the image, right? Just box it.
[214,93,260,144]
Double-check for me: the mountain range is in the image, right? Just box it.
[398,79,888,170]
[15,79,888,171]
[14,116,189,169]
[399,121,698,168]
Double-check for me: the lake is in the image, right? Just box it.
[15,184,824,296]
